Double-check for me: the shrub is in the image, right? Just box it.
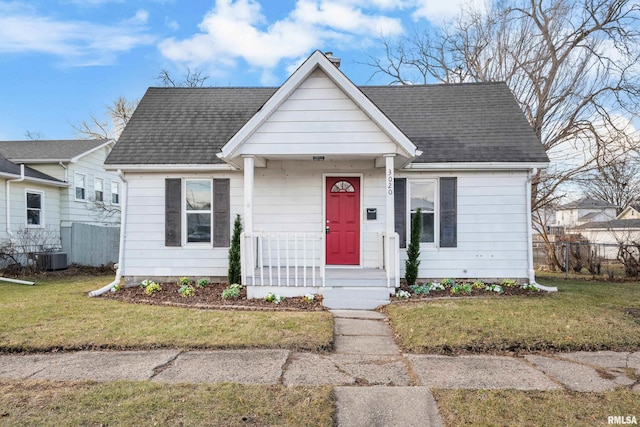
[178,285,195,298]
[396,289,411,299]
[428,282,445,292]
[140,279,156,289]
[472,280,485,289]
[405,208,422,287]
[264,292,285,304]
[501,279,518,287]
[177,277,191,286]
[144,282,161,295]
[485,284,504,294]
[410,284,430,295]
[196,278,209,288]
[521,283,540,292]
[228,214,242,285]
[221,283,242,299]
[303,294,315,303]
[440,278,455,288]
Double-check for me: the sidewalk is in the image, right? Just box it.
[1,310,639,426]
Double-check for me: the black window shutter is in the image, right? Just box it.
[394,178,407,248]
[213,179,230,247]
[165,178,182,247]
[440,177,457,248]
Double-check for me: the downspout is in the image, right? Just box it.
[526,167,557,292]
[6,164,25,238]
[89,169,126,297]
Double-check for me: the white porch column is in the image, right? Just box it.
[243,156,255,276]
[384,154,395,286]
[243,155,254,234]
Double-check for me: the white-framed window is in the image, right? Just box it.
[111,181,120,205]
[409,180,437,244]
[185,179,212,244]
[75,173,86,201]
[26,190,44,227]
[94,178,104,202]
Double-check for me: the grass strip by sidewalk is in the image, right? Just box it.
[385,275,640,354]
[0,380,334,426]
[433,389,640,426]
[0,275,333,352]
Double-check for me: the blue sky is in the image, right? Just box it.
[0,0,480,140]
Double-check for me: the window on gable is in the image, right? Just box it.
[95,178,104,202]
[409,180,436,243]
[26,190,43,226]
[75,173,86,200]
[111,181,120,204]
[185,179,212,244]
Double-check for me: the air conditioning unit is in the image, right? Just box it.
[36,252,68,271]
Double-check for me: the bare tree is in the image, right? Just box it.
[578,153,640,213]
[155,67,210,88]
[72,96,138,140]
[367,0,640,268]
[24,130,44,140]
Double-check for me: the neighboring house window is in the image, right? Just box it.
[75,173,86,200]
[26,190,44,226]
[111,181,120,204]
[185,179,212,244]
[409,180,436,243]
[165,178,230,247]
[95,178,104,202]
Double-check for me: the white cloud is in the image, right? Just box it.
[159,0,404,74]
[412,0,486,23]
[0,4,154,65]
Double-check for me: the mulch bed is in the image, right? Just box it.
[390,282,546,302]
[101,282,327,311]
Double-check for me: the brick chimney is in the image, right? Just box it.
[325,51,341,68]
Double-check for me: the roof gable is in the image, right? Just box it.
[218,50,419,163]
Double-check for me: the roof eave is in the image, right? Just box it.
[104,163,238,172]
[403,161,549,171]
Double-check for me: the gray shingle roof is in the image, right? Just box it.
[0,139,110,162]
[106,82,549,165]
[573,219,640,229]
[0,154,63,183]
[559,198,618,210]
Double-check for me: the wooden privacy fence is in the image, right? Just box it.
[61,223,119,267]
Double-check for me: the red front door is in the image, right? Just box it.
[326,177,360,265]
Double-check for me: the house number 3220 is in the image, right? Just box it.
[387,169,393,195]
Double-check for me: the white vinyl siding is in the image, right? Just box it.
[238,69,398,157]
[122,172,241,278]
[399,170,530,280]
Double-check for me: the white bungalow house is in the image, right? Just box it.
[0,139,122,267]
[100,51,549,308]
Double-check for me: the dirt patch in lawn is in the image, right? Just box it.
[101,282,327,312]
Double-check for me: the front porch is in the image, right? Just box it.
[241,231,400,309]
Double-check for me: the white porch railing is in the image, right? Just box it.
[241,232,325,287]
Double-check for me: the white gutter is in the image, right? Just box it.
[404,162,550,171]
[89,169,127,297]
[526,167,557,292]
[104,163,237,172]
[6,164,25,238]
[59,162,68,183]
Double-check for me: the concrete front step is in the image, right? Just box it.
[321,287,392,310]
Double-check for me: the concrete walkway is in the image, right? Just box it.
[1,310,640,426]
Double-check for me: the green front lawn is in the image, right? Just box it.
[434,389,640,426]
[0,275,333,352]
[385,274,640,354]
[0,380,334,426]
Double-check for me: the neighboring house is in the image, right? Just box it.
[554,198,617,230]
[103,51,549,308]
[0,139,121,267]
[617,204,640,220]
